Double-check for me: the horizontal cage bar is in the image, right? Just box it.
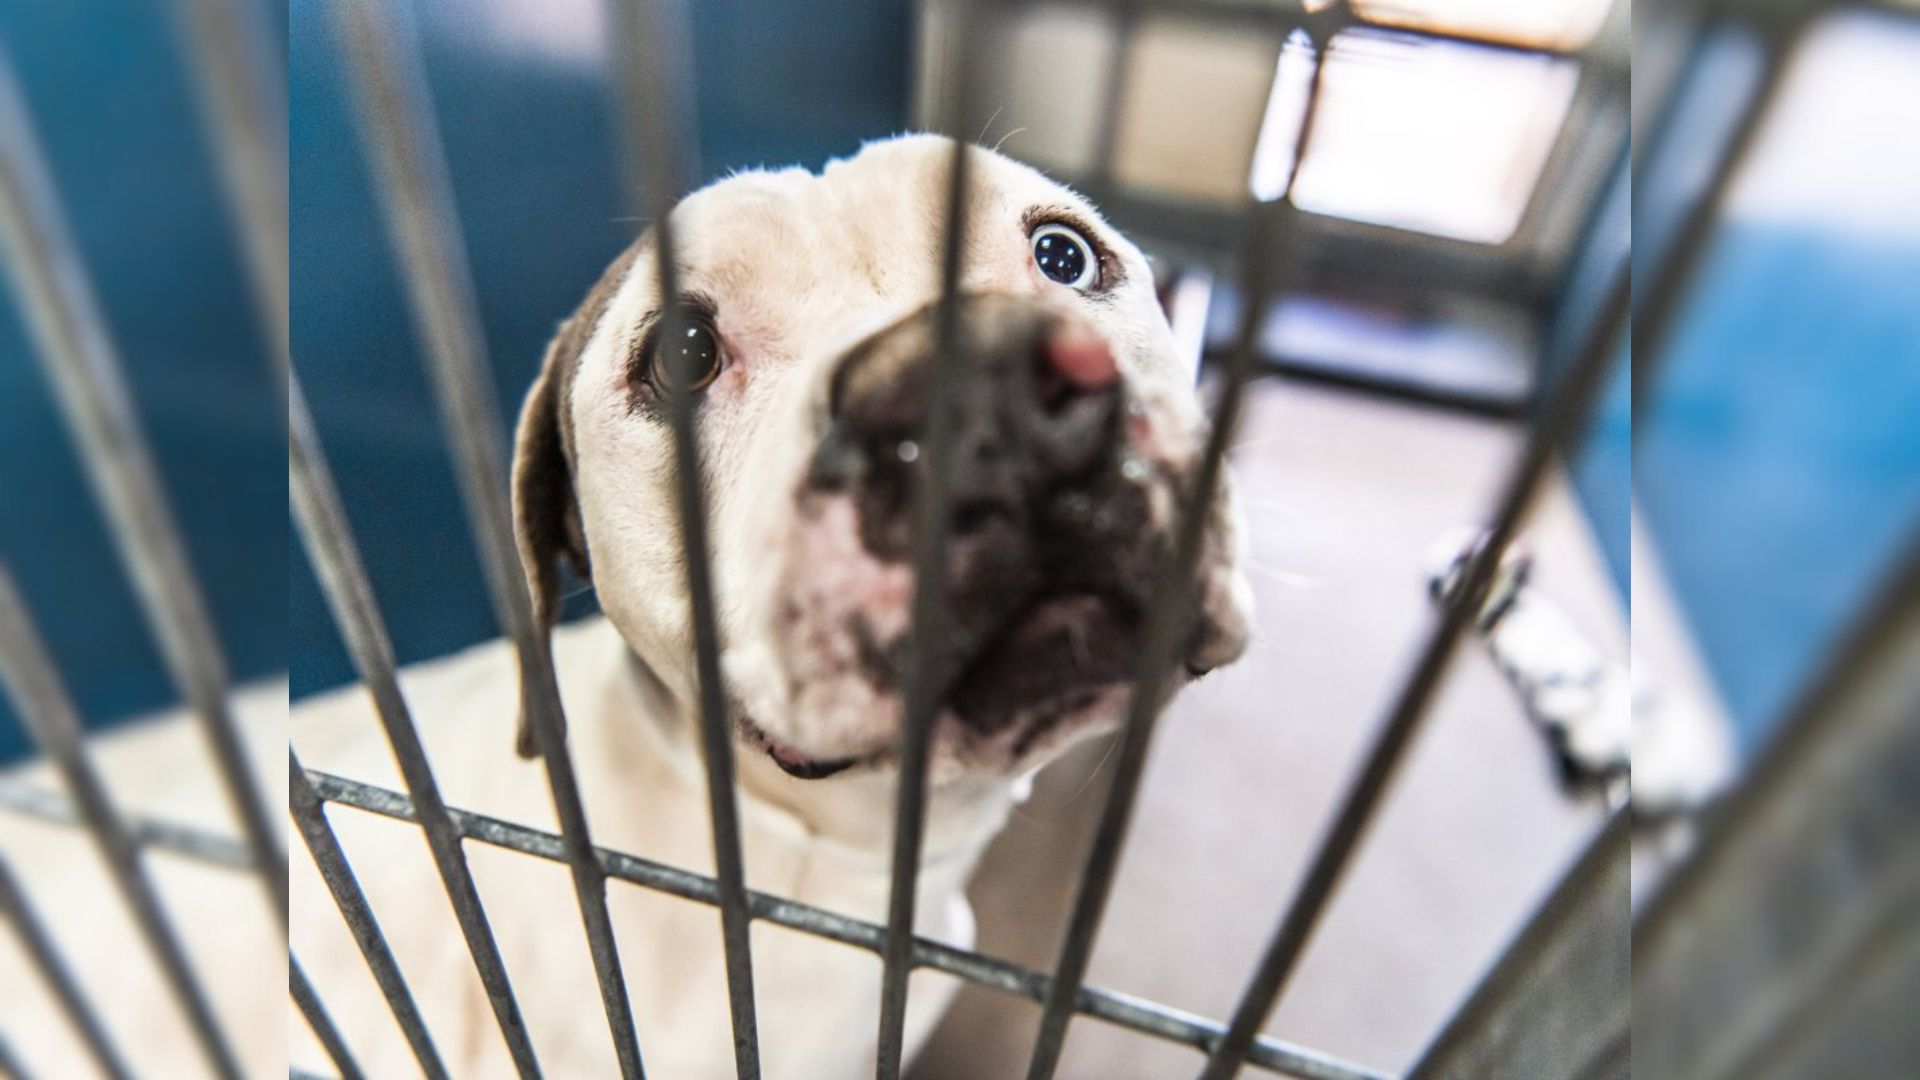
[305,767,1387,1080]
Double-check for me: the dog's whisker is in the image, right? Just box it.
[976,104,1005,146]
[1242,559,1328,590]
[1233,494,1303,516]
[1228,432,1301,456]
[1069,620,1094,672]
[990,125,1028,154]
[1066,733,1123,805]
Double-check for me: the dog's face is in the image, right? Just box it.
[514,135,1251,783]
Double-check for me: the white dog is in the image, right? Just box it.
[291,134,1251,1078]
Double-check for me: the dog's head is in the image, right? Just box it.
[513,135,1251,783]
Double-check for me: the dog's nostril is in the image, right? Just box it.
[952,500,1016,537]
[1028,326,1120,427]
[1040,326,1118,393]
[1033,363,1074,416]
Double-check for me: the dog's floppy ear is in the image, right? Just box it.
[510,238,645,758]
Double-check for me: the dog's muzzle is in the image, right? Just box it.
[798,295,1169,743]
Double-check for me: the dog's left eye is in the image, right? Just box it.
[649,319,723,393]
[1031,223,1099,291]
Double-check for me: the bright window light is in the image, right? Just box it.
[1264,30,1580,244]
[1354,0,1615,52]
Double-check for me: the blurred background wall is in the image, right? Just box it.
[1632,10,1920,738]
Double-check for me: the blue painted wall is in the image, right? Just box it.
[0,2,286,759]
[1636,225,1920,746]
[286,0,912,702]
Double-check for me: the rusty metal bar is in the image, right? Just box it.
[326,0,644,1072]
[0,39,287,932]
[291,952,368,1080]
[0,566,244,1080]
[287,751,449,1080]
[0,855,135,1080]
[600,1,760,1073]
[288,375,542,1075]
[306,767,1389,1080]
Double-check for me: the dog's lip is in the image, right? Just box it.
[737,715,870,780]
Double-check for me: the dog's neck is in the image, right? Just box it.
[616,648,1024,869]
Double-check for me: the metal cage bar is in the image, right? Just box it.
[288,375,544,1073]
[1197,258,1628,1080]
[28,0,1908,1076]
[291,952,368,1080]
[306,767,1388,1080]
[601,1,763,1073]
[0,778,253,870]
[0,855,134,1080]
[165,0,291,373]
[0,1033,27,1080]
[875,14,985,1080]
[1630,533,1920,1078]
[1405,812,1630,1079]
[1628,0,1797,411]
[0,567,245,1080]
[287,750,450,1080]
[1023,7,1342,1072]
[0,42,288,932]
[325,0,645,1072]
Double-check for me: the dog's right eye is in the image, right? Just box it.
[1030,222,1099,291]
[648,319,723,393]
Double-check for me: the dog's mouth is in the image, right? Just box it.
[744,588,1149,780]
[947,589,1138,742]
[737,715,873,780]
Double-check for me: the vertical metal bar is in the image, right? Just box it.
[287,750,450,1080]
[288,376,543,1076]
[601,2,760,1074]
[1629,10,1792,410]
[874,7,989,1077]
[0,1033,28,1080]
[1023,12,1342,1076]
[0,566,245,1080]
[1631,542,1920,1080]
[166,0,291,373]
[1197,264,1630,1080]
[1404,812,1630,1080]
[1088,3,1139,191]
[291,952,369,1080]
[0,40,287,929]
[0,855,135,1080]
[325,1,645,1073]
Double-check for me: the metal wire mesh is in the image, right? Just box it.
[7,0,1905,1078]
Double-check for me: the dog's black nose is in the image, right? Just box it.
[819,296,1124,543]
[807,295,1156,735]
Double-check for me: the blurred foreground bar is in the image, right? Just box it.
[1632,543,1920,1078]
